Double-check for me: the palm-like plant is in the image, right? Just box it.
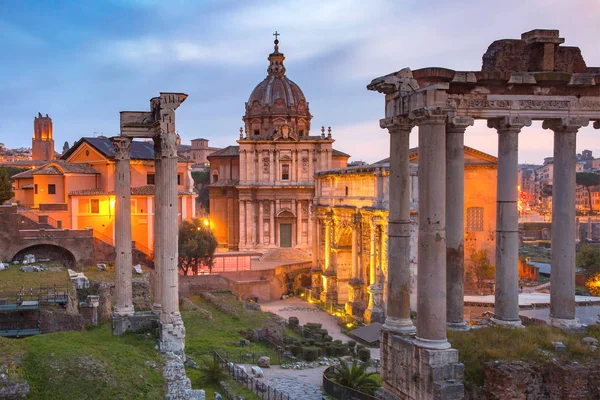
[328,358,380,395]
[199,358,227,385]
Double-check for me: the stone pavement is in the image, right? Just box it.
[239,364,325,400]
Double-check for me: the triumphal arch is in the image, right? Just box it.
[368,29,600,400]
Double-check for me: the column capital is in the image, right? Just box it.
[379,117,414,133]
[111,136,132,160]
[409,107,454,126]
[487,116,532,132]
[542,117,589,133]
[153,133,178,158]
[446,115,474,133]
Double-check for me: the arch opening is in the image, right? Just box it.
[12,244,77,270]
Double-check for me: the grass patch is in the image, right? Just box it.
[0,324,164,399]
[82,264,153,283]
[449,325,600,388]
[0,263,69,293]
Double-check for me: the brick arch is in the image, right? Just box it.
[11,243,77,269]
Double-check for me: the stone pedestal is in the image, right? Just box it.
[111,312,159,336]
[364,284,385,324]
[159,316,186,354]
[377,331,464,400]
[320,272,338,304]
[345,280,366,317]
[311,267,323,297]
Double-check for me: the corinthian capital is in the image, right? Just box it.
[153,133,178,158]
[542,117,589,133]
[379,117,414,134]
[446,115,475,133]
[111,137,131,160]
[487,116,532,132]
[409,107,453,126]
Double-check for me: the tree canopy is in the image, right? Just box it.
[466,248,495,289]
[327,358,380,395]
[577,244,600,275]
[178,218,218,275]
[0,168,13,204]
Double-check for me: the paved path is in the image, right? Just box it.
[520,305,600,325]
[465,292,600,307]
[260,297,380,360]
[240,364,325,400]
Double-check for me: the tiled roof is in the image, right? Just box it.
[11,160,99,179]
[69,188,110,196]
[209,179,239,187]
[208,146,240,157]
[21,184,34,189]
[332,149,350,157]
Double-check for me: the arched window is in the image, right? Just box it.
[212,173,219,183]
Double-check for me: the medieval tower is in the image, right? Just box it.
[32,112,54,161]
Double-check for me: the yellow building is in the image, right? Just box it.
[11,137,196,254]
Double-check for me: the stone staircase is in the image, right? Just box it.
[258,248,311,262]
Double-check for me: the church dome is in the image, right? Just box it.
[243,35,312,138]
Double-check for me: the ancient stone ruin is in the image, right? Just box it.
[368,29,600,400]
[110,93,188,354]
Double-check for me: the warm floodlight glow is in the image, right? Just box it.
[203,219,210,227]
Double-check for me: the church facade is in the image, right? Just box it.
[208,38,349,252]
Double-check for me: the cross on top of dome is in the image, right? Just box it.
[268,31,285,76]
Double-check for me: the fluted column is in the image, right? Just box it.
[381,118,415,334]
[413,108,451,350]
[157,132,182,325]
[112,136,134,316]
[544,117,588,328]
[152,138,163,314]
[488,116,531,327]
[446,116,473,331]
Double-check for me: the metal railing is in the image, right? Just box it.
[132,241,153,256]
[213,350,290,400]
[322,366,378,400]
[92,229,114,246]
[0,285,69,307]
[18,210,59,228]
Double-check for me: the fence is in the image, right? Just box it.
[213,350,291,400]
[322,366,378,400]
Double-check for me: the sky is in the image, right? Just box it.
[0,0,598,164]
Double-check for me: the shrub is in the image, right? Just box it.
[289,317,300,327]
[333,339,343,346]
[324,345,335,357]
[347,340,356,349]
[334,345,348,357]
[290,345,302,357]
[323,335,333,342]
[356,344,365,350]
[199,358,227,385]
[303,346,319,361]
[357,348,371,362]
[305,322,322,331]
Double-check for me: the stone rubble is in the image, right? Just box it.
[133,264,143,274]
[19,265,45,273]
[280,356,341,370]
[163,352,206,400]
[67,269,89,289]
[0,262,6,271]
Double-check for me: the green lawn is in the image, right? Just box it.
[0,325,164,400]
[0,263,69,293]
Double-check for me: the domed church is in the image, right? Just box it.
[208,35,350,253]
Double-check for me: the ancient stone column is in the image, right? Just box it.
[381,118,415,334]
[365,219,384,323]
[321,213,337,303]
[414,109,451,349]
[351,216,359,279]
[544,118,588,328]
[112,136,134,317]
[488,116,531,327]
[247,200,254,246]
[152,138,163,314]
[446,116,474,331]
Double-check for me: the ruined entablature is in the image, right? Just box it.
[368,30,600,124]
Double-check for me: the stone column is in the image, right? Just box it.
[111,136,134,317]
[365,219,384,324]
[321,213,337,303]
[270,200,275,245]
[544,118,588,328]
[488,116,531,327]
[381,118,415,334]
[351,217,359,280]
[291,150,296,182]
[258,200,264,246]
[152,141,163,314]
[297,200,303,246]
[247,200,254,246]
[446,116,473,331]
[588,217,593,241]
[413,109,451,350]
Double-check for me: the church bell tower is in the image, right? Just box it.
[32,112,54,161]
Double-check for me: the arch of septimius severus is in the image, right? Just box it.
[368,29,600,400]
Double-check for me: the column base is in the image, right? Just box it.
[382,317,416,335]
[414,336,452,350]
[547,316,581,330]
[489,317,524,329]
[447,321,470,332]
[345,301,366,317]
[113,305,135,317]
[110,311,159,336]
[152,303,162,316]
[379,332,464,400]
[159,317,186,354]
